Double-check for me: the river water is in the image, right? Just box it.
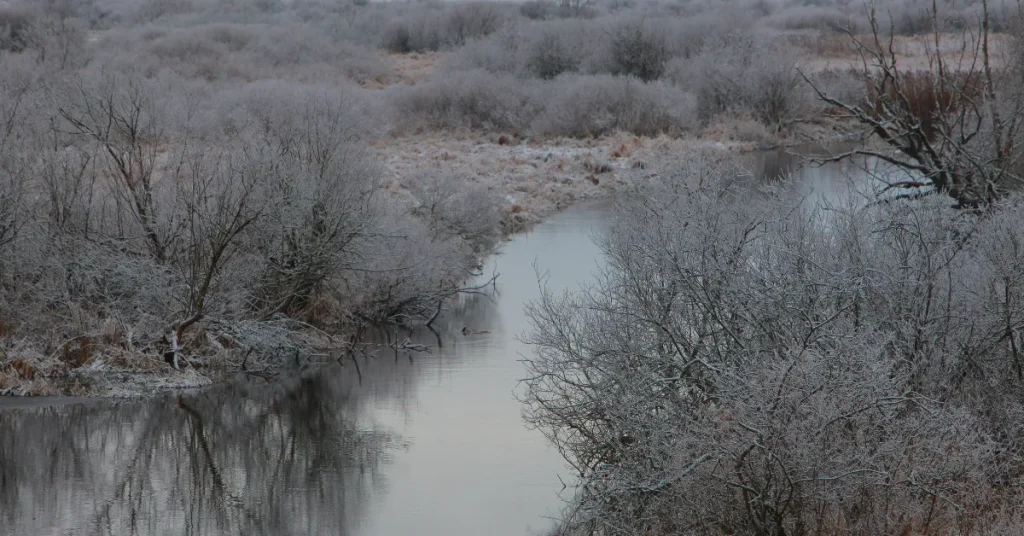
[0,202,611,536]
[0,149,869,536]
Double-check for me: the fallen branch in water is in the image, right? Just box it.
[396,338,430,353]
[426,271,500,328]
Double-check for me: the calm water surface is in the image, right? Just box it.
[0,203,611,536]
[0,150,870,536]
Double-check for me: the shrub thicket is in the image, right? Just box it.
[524,151,1024,535]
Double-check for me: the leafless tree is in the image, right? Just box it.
[164,144,268,368]
[53,72,174,262]
[37,142,99,236]
[0,89,30,251]
[245,89,382,320]
[18,0,86,70]
[0,162,25,251]
[803,1,1024,207]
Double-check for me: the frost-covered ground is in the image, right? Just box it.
[376,132,753,228]
[0,359,213,398]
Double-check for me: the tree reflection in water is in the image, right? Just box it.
[0,368,406,536]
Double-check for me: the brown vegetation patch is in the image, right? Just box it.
[377,133,758,227]
[61,336,96,368]
[3,359,37,380]
[864,70,983,139]
[386,51,443,86]
[610,143,632,159]
[583,159,613,174]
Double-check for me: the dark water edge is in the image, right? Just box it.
[0,395,97,409]
[1,368,396,535]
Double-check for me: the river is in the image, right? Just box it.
[0,201,611,536]
[0,148,871,536]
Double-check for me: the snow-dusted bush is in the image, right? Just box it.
[676,32,806,129]
[392,68,698,137]
[380,2,509,53]
[521,19,593,79]
[93,21,393,84]
[445,19,596,79]
[447,12,736,80]
[764,4,864,33]
[524,149,1024,534]
[389,70,544,134]
[601,15,670,81]
[0,67,493,377]
[532,74,696,137]
[406,169,503,254]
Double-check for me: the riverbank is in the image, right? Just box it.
[0,195,602,533]
[0,126,860,399]
[377,115,860,229]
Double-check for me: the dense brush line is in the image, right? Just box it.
[523,151,1024,534]
[0,68,503,388]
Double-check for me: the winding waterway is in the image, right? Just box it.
[0,202,611,536]
[0,148,870,536]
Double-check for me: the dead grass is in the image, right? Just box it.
[380,51,443,87]
[374,131,764,228]
[864,70,983,138]
[797,32,1012,73]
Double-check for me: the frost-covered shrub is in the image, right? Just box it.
[521,19,593,79]
[519,0,557,20]
[393,69,697,137]
[524,150,1024,535]
[445,23,527,75]
[380,2,508,53]
[94,21,393,84]
[447,11,743,81]
[0,8,33,52]
[446,19,595,79]
[406,170,503,254]
[601,16,670,81]
[764,5,863,33]
[532,74,696,137]
[676,32,805,129]
[0,65,492,379]
[389,70,544,134]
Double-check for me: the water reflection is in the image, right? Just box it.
[0,203,611,536]
[746,143,907,205]
[0,371,401,535]
[344,205,609,536]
